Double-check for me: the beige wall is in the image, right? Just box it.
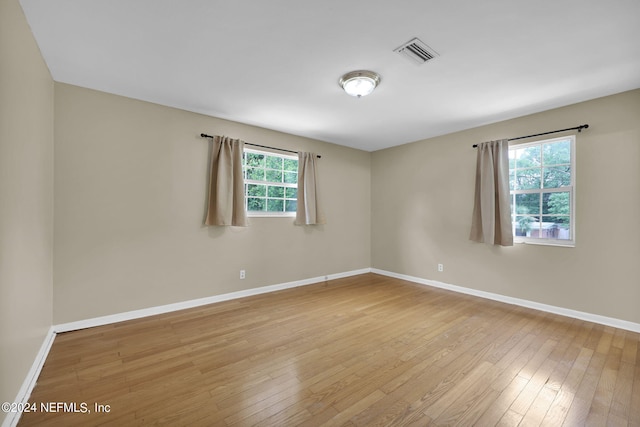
[53,83,371,323]
[0,0,54,411]
[372,89,640,324]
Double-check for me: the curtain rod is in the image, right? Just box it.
[472,124,589,148]
[200,133,321,158]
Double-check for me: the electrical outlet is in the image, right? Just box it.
[438,264,444,272]
[240,270,246,279]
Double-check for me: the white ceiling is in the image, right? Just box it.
[20,0,640,151]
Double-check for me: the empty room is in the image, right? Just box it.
[2,0,640,426]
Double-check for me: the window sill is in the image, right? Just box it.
[514,239,575,248]
[247,212,296,218]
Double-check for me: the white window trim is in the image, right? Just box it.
[243,148,298,218]
[510,135,576,247]
[247,211,296,218]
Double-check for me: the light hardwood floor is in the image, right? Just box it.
[19,274,640,426]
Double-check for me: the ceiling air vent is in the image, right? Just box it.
[394,37,439,65]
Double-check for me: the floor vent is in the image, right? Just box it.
[394,37,439,64]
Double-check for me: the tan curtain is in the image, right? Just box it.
[295,152,325,225]
[205,136,248,227]
[470,139,513,246]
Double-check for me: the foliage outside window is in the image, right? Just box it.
[243,149,297,216]
[509,136,575,246]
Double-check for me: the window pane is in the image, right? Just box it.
[267,199,284,212]
[526,219,546,239]
[515,146,541,168]
[267,186,285,198]
[265,169,283,183]
[515,168,541,190]
[543,192,570,215]
[246,167,265,180]
[284,158,298,171]
[539,216,571,240]
[515,215,536,237]
[247,184,266,197]
[285,187,297,199]
[266,155,283,170]
[246,153,265,167]
[543,140,570,165]
[515,193,540,215]
[286,200,297,212]
[509,170,515,191]
[284,171,297,184]
[543,166,571,188]
[247,197,265,211]
[509,150,516,169]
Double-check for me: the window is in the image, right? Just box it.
[243,148,298,216]
[509,136,575,246]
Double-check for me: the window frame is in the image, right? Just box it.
[509,135,576,247]
[242,148,298,218]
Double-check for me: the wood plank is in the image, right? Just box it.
[540,346,594,427]
[319,389,386,427]
[585,345,622,424]
[467,375,529,426]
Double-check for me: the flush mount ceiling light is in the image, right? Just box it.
[339,70,380,97]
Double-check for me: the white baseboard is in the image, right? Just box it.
[2,326,56,427]
[54,268,372,333]
[371,268,640,333]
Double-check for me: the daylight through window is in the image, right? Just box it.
[243,149,298,216]
[509,136,575,246]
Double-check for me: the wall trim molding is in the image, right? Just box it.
[3,326,56,427]
[54,268,372,333]
[371,268,640,333]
